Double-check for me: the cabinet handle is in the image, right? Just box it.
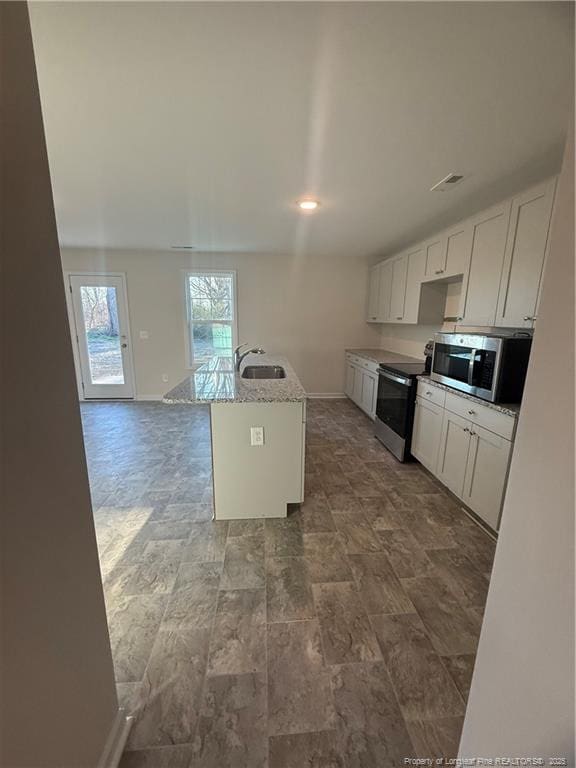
[468,410,476,415]
[470,430,476,436]
[396,316,403,320]
[464,427,470,433]
[523,316,533,321]
[456,317,463,322]
[426,390,432,395]
[371,316,377,320]
[434,269,444,275]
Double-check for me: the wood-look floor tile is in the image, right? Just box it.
[162,562,220,630]
[207,589,265,676]
[371,613,465,721]
[265,518,304,557]
[402,577,481,655]
[268,731,344,768]
[377,528,436,579]
[221,533,265,589]
[312,582,382,664]
[266,556,315,622]
[303,532,353,583]
[267,620,335,736]
[348,553,414,614]
[406,716,464,760]
[150,502,212,523]
[191,673,267,768]
[426,549,489,607]
[332,512,382,554]
[108,594,168,683]
[331,662,415,767]
[143,521,195,541]
[440,654,476,700]
[182,521,228,563]
[119,745,194,768]
[127,628,210,748]
[345,470,386,499]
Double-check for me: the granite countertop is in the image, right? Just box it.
[346,348,425,365]
[417,375,521,417]
[163,353,306,404]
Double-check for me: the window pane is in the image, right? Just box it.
[80,285,125,384]
[188,275,233,320]
[192,323,232,362]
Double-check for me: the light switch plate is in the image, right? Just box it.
[139,330,149,340]
[250,426,264,446]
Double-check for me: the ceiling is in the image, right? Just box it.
[30,2,573,258]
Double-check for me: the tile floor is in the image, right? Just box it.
[82,398,496,768]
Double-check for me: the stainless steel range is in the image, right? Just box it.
[374,360,427,462]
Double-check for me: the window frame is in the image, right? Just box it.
[184,269,238,368]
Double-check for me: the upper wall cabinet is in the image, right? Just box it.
[423,221,472,281]
[390,254,408,321]
[495,178,557,329]
[459,200,512,326]
[367,264,381,322]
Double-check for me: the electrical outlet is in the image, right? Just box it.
[162,374,169,383]
[250,426,264,446]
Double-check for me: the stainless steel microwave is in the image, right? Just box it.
[431,333,532,403]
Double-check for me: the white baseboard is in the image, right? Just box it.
[306,393,346,399]
[97,708,133,768]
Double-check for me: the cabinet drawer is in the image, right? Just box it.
[360,358,379,375]
[417,381,446,408]
[444,391,516,440]
[346,353,362,367]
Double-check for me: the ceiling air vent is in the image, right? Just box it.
[430,173,464,192]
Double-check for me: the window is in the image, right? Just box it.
[185,271,237,365]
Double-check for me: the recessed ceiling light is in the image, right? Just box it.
[171,245,196,250]
[297,199,320,211]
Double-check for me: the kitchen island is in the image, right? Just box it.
[163,353,306,520]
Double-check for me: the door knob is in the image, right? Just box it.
[121,343,127,348]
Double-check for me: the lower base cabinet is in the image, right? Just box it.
[412,380,515,531]
[411,397,443,473]
[345,355,378,420]
[462,423,512,530]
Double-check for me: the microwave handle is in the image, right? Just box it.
[468,348,477,386]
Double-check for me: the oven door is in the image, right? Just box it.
[431,341,499,401]
[375,369,414,439]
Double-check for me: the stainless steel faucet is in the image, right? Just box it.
[234,344,265,371]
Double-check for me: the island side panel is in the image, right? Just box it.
[210,401,305,520]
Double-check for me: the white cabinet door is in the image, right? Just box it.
[460,201,512,326]
[345,361,356,399]
[463,423,513,530]
[444,221,472,278]
[411,397,443,473]
[495,178,556,329]
[437,410,471,498]
[361,370,378,420]
[390,254,408,322]
[378,259,393,321]
[424,236,446,278]
[367,264,381,322]
[402,247,425,323]
[352,366,363,405]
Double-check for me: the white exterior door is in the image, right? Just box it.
[463,423,512,530]
[68,274,135,399]
[437,410,471,497]
[412,398,443,473]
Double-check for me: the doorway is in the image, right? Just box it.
[67,273,135,399]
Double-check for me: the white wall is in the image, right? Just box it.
[459,126,574,758]
[61,249,381,397]
[1,5,120,767]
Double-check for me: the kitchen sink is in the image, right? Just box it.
[241,365,286,379]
